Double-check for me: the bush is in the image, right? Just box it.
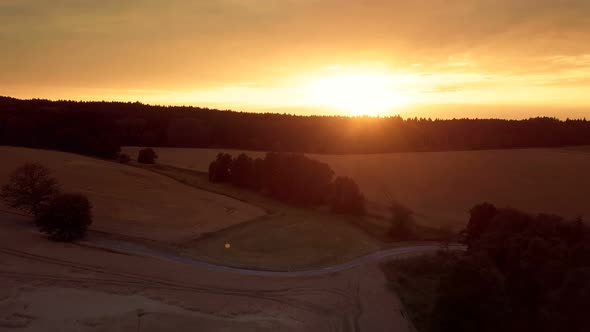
[35,193,93,241]
[0,163,60,216]
[137,148,158,164]
[329,176,366,215]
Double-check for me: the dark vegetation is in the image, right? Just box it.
[137,147,158,164]
[381,252,458,332]
[2,97,590,159]
[35,193,93,241]
[0,163,93,241]
[383,203,590,332]
[117,153,131,164]
[0,162,60,216]
[389,201,417,240]
[208,152,366,214]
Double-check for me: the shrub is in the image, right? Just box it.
[329,176,366,215]
[0,163,60,216]
[35,193,93,241]
[137,148,158,164]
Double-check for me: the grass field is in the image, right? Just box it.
[0,147,386,270]
[0,146,265,243]
[124,146,590,229]
[134,163,385,270]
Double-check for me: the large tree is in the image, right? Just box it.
[0,163,60,216]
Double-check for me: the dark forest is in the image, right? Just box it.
[1,96,589,159]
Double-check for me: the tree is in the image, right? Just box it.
[431,255,511,332]
[137,148,158,164]
[0,163,60,216]
[329,176,366,215]
[432,205,590,332]
[389,201,416,240]
[208,153,233,182]
[230,154,254,188]
[462,202,497,246]
[35,193,93,241]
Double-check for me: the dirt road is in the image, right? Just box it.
[86,236,457,277]
[0,212,417,331]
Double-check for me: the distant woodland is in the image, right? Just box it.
[1,96,589,158]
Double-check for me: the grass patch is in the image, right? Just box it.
[380,251,459,332]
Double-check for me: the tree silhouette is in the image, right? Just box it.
[389,201,416,240]
[35,192,92,241]
[0,163,60,216]
[137,148,158,164]
[329,176,366,215]
[208,153,232,182]
[230,154,255,188]
[430,205,590,332]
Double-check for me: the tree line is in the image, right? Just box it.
[429,204,589,332]
[209,152,366,215]
[2,96,590,159]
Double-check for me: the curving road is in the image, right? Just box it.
[83,238,464,278]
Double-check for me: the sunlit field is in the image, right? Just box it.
[124,146,590,229]
[0,146,265,242]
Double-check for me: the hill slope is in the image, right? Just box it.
[0,146,265,242]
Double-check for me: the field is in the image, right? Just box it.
[0,146,265,243]
[0,146,386,271]
[131,163,385,270]
[124,146,590,228]
[0,147,411,331]
[0,211,411,332]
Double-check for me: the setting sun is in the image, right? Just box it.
[305,72,410,116]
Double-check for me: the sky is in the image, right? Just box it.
[1,0,590,118]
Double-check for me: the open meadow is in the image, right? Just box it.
[124,146,590,229]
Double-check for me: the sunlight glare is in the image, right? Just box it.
[305,72,410,116]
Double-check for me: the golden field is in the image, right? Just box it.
[0,146,385,270]
[0,146,265,242]
[124,146,590,228]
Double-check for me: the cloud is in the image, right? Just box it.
[1,0,589,114]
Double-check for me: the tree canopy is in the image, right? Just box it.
[432,204,590,332]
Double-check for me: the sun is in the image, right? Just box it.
[305,72,408,116]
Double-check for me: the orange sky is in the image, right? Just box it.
[1,0,589,118]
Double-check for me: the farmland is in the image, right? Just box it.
[0,146,265,242]
[124,146,590,229]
